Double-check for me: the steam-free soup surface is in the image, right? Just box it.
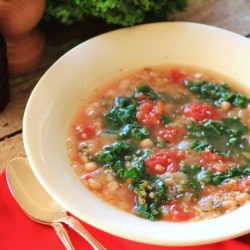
[67,66,250,222]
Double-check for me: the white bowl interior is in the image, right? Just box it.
[23,22,250,246]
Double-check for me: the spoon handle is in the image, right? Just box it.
[52,222,75,250]
[64,216,106,250]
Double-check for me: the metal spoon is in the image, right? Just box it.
[6,157,106,250]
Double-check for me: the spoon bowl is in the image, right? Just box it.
[6,157,106,250]
[7,157,65,223]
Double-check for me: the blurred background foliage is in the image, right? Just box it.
[44,0,189,26]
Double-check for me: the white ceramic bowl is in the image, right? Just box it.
[23,22,250,246]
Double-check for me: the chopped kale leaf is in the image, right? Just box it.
[119,124,150,140]
[105,97,137,129]
[181,165,250,187]
[181,165,202,198]
[185,80,250,108]
[191,140,231,157]
[134,85,158,100]
[191,140,211,153]
[91,141,133,180]
[124,149,150,181]
[161,115,171,125]
[181,165,202,176]
[210,166,250,185]
[187,118,249,155]
[134,85,170,103]
[132,178,167,220]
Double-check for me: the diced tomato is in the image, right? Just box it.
[200,151,237,173]
[137,100,164,126]
[70,155,82,164]
[182,102,219,121]
[202,186,217,196]
[158,125,186,144]
[220,179,242,192]
[73,124,95,140]
[167,200,195,222]
[169,69,187,84]
[200,151,228,166]
[165,150,186,172]
[243,178,250,186]
[144,151,168,174]
[239,177,250,192]
[145,150,185,174]
[135,93,148,101]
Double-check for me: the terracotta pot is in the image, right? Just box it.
[0,0,46,74]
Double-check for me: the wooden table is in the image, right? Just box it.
[1,0,250,172]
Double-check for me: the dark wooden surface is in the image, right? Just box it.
[1,0,250,171]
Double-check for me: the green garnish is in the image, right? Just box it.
[134,85,158,100]
[91,141,132,180]
[119,124,150,140]
[105,97,137,129]
[132,178,167,221]
[181,165,250,186]
[187,117,249,155]
[185,80,250,108]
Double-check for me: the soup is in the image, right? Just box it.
[67,66,250,222]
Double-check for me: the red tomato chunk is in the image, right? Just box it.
[169,69,187,84]
[158,125,186,144]
[73,124,96,140]
[137,100,164,126]
[182,102,220,121]
[200,151,238,173]
[145,150,186,174]
[166,200,196,222]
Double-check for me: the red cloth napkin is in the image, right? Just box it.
[0,169,249,250]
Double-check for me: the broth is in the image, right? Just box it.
[67,65,250,222]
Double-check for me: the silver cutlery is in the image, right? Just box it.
[6,157,106,250]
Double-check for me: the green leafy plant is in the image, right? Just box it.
[44,0,189,26]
